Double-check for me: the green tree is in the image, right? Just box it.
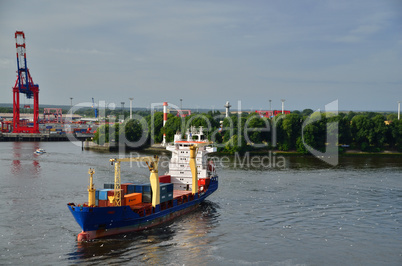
[300,112,326,153]
[302,109,314,117]
[122,118,147,144]
[390,119,402,151]
[147,112,164,144]
[224,134,247,153]
[386,114,398,122]
[243,114,270,146]
[338,116,352,145]
[371,115,388,150]
[164,114,182,142]
[281,113,302,150]
[351,115,374,151]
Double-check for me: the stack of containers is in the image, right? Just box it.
[98,188,112,207]
[135,183,174,203]
[135,184,152,203]
[121,183,134,194]
[95,190,100,206]
[97,188,124,207]
[127,184,136,194]
[95,182,174,206]
[160,183,174,203]
[104,184,114,189]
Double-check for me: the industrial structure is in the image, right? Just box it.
[92,98,98,118]
[176,110,191,117]
[129,98,134,119]
[12,31,40,133]
[224,101,231,118]
[162,101,168,145]
[43,108,63,123]
[255,110,290,118]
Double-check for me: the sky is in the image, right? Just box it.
[0,0,401,112]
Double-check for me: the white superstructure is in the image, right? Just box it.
[166,126,217,190]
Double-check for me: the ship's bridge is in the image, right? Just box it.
[166,126,217,190]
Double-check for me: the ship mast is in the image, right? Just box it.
[87,169,96,207]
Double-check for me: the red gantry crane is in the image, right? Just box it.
[12,31,40,133]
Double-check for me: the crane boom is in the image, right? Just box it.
[12,31,40,133]
[189,142,212,194]
[109,155,159,207]
[91,98,98,118]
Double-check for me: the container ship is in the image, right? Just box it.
[67,127,218,241]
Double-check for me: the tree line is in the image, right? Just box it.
[93,109,402,153]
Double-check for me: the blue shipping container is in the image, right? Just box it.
[160,194,166,202]
[166,192,173,200]
[135,184,151,193]
[160,184,167,193]
[160,183,174,193]
[104,183,114,189]
[160,192,173,203]
[99,189,112,200]
[95,190,100,200]
[127,184,136,194]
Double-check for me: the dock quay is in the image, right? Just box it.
[0,132,93,142]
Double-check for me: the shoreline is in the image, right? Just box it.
[83,141,402,157]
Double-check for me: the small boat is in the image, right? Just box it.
[34,149,46,154]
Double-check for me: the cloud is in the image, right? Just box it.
[50,48,114,56]
[351,25,381,35]
[0,0,401,111]
[334,35,361,43]
[0,58,13,69]
[334,23,383,43]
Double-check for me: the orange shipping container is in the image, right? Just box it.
[124,193,142,206]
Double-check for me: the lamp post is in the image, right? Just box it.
[224,101,231,118]
[70,97,73,118]
[121,102,125,119]
[129,98,134,119]
[398,101,401,120]
[281,99,285,114]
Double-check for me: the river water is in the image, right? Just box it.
[0,141,401,265]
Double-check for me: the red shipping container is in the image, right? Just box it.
[98,199,108,207]
[105,189,125,207]
[121,183,133,195]
[107,189,124,198]
[159,175,171,183]
[106,198,126,207]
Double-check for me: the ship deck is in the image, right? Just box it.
[125,190,197,217]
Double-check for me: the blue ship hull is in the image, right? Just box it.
[68,177,218,240]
